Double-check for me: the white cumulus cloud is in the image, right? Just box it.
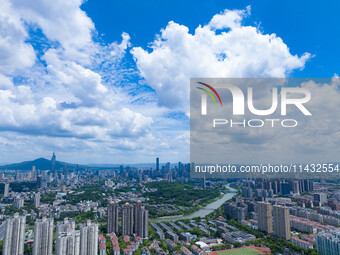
[0,0,154,161]
[131,6,311,110]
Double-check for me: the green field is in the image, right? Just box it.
[217,247,262,255]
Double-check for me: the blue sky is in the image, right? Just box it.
[83,0,340,78]
[0,0,339,165]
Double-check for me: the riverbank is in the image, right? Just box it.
[152,183,237,222]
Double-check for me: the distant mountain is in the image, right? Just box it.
[0,158,79,171]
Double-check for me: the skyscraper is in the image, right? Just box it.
[292,180,300,194]
[314,193,328,205]
[107,201,119,234]
[4,182,9,197]
[316,230,340,255]
[178,162,183,176]
[257,202,273,234]
[56,218,76,237]
[63,164,69,181]
[36,171,41,189]
[134,201,149,239]
[33,217,54,255]
[273,205,291,240]
[281,182,291,196]
[80,220,98,255]
[34,192,41,208]
[121,202,133,235]
[3,213,26,255]
[55,228,80,255]
[15,196,24,209]
[51,151,56,173]
[237,207,246,222]
[165,162,170,172]
[156,157,159,172]
[31,166,36,180]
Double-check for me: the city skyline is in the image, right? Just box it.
[0,159,338,255]
[0,152,187,168]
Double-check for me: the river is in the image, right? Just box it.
[153,183,237,222]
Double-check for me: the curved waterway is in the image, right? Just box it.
[153,183,237,222]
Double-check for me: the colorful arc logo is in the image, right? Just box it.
[196,82,222,106]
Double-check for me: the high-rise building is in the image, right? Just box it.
[178,162,183,176]
[292,181,300,194]
[56,218,76,237]
[3,213,26,255]
[80,220,98,255]
[242,187,253,198]
[156,157,159,172]
[27,171,32,180]
[33,217,54,255]
[237,207,246,222]
[63,164,69,180]
[51,152,56,173]
[41,180,47,189]
[15,197,24,209]
[134,201,149,239]
[307,180,314,191]
[314,193,328,205]
[4,182,9,197]
[16,172,24,182]
[107,201,119,234]
[36,172,41,189]
[165,162,170,172]
[281,183,291,196]
[224,202,237,220]
[273,205,291,240]
[34,193,41,208]
[271,181,278,194]
[316,230,340,255]
[257,202,273,234]
[133,202,139,233]
[121,202,133,235]
[31,166,36,180]
[55,228,80,255]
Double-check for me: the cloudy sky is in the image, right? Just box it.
[0,0,339,164]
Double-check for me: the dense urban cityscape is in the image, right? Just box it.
[0,153,338,255]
